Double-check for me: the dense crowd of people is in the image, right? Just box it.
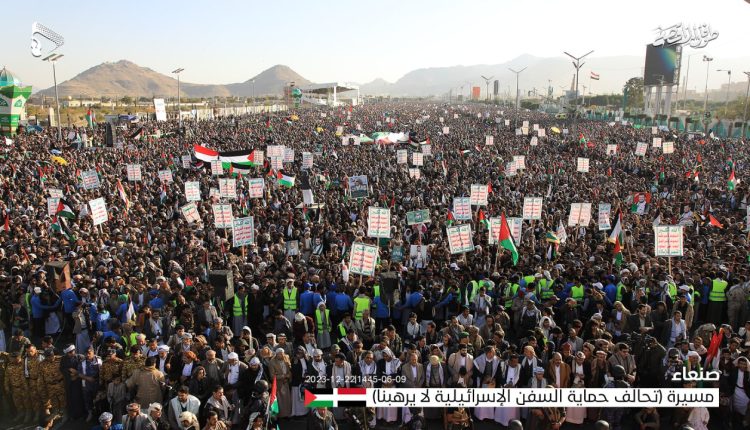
[0,101,748,430]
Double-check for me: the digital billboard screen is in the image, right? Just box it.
[644,43,681,86]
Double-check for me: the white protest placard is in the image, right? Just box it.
[209,187,220,200]
[567,203,592,227]
[412,152,424,166]
[537,128,546,137]
[47,197,59,216]
[515,128,522,136]
[453,113,459,119]
[158,169,173,184]
[635,142,648,156]
[181,202,201,223]
[376,120,382,127]
[210,160,223,176]
[248,178,265,198]
[422,144,431,156]
[488,217,502,245]
[522,197,543,220]
[154,98,167,122]
[81,170,100,190]
[453,197,472,221]
[212,204,233,229]
[654,226,684,257]
[302,152,313,169]
[470,184,489,206]
[321,113,327,118]
[513,155,526,170]
[267,145,284,159]
[504,119,510,126]
[439,117,444,123]
[184,181,201,202]
[397,150,408,164]
[181,155,192,169]
[522,120,529,128]
[521,127,529,135]
[652,126,658,135]
[606,144,618,155]
[442,126,450,135]
[253,150,264,164]
[367,207,391,238]
[563,129,569,135]
[126,164,142,182]
[283,148,295,163]
[533,124,539,131]
[486,135,494,146]
[219,178,237,200]
[232,216,255,247]
[446,224,475,254]
[270,157,283,170]
[89,197,108,226]
[662,141,675,154]
[652,137,662,148]
[408,168,421,179]
[349,242,379,277]
[598,203,612,231]
[508,217,523,246]
[530,136,538,147]
[48,188,63,198]
[336,126,344,134]
[576,157,590,173]
[505,162,517,177]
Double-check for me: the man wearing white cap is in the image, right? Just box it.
[222,351,247,402]
[156,345,171,376]
[167,386,201,430]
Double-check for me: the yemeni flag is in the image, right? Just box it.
[269,377,279,415]
[194,144,219,162]
[277,172,295,187]
[590,72,600,80]
[728,170,737,191]
[116,180,131,210]
[85,108,95,128]
[499,213,519,266]
[56,199,76,219]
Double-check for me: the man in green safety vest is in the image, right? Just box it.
[353,290,371,321]
[314,302,333,349]
[227,284,248,336]
[706,272,728,326]
[282,279,298,323]
[504,276,520,310]
[569,280,585,304]
[460,279,481,308]
[538,271,555,302]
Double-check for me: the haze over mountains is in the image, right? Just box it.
[35,54,750,99]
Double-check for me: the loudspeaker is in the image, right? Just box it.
[379,272,398,306]
[209,270,234,302]
[46,260,71,292]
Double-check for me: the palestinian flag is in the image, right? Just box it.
[728,170,737,191]
[219,149,255,165]
[51,216,76,241]
[278,172,295,187]
[613,236,623,266]
[499,213,519,266]
[608,210,623,244]
[128,127,144,139]
[269,377,279,415]
[56,200,76,219]
[446,210,455,226]
[478,209,489,228]
[85,108,95,128]
[228,163,251,177]
[116,180,130,210]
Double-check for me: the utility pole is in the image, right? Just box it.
[508,67,527,110]
[481,75,494,103]
[564,50,594,134]
[742,71,750,139]
[172,68,184,127]
[717,69,732,118]
[702,56,713,132]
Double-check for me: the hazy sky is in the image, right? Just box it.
[6,0,748,90]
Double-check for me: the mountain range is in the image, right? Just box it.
[36,54,750,99]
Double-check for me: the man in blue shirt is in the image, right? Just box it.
[299,286,315,316]
[60,287,81,339]
[30,287,60,340]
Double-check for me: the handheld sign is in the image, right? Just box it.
[513,155,526,170]
[446,224,474,254]
[211,160,223,176]
[349,242,378,277]
[181,202,201,223]
[470,184,489,206]
[567,203,592,227]
[81,170,100,190]
[408,168,421,179]
[232,216,255,247]
[126,164,142,182]
[302,152,313,169]
[486,135,494,146]
[367,207,391,238]
[453,197,472,221]
[181,155,192,169]
[412,152,424,166]
[654,226,684,257]
[522,197,543,220]
[606,144,618,155]
[48,188,64,198]
[537,128,546,137]
[248,178,264,198]
[598,203,612,231]
[397,150,408,164]
[442,126,449,134]
[530,136,538,147]
[212,204,233,229]
[47,197,59,216]
[89,198,108,226]
[184,181,201,202]
[283,148,295,163]
[488,217,502,245]
[508,217,523,246]
[652,137,662,148]
[219,178,237,200]
[576,158,590,173]
[635,142,648,156]
[422,145,431,156]
[158,169,173,184]
[406,209,431,225]
[662,141,675,154]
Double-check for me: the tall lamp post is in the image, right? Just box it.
[172,68,184,127]
[481,75,494,103]
[742,71,750,139]
[251,79,256,108]
[717,69,732,118]
[42,53,64,141]
[564,50,594,134]
[508,67,527,110]
[702,56,713,132]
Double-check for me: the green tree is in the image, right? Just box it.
[623,77,644,109]
[120,96,133,105]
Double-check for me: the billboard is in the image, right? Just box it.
[644,43,681,86]
[472,86,481,100]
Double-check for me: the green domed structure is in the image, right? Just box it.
[0,67,32,136]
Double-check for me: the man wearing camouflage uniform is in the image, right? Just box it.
[4,352,29,424]
[40,348,66,416]
[100,349,124,389]
[121,345,145,380]
[24,344,44,424]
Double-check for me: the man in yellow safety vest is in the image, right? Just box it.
[282,279,298,322]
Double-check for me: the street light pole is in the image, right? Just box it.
[42,53,64,142]
[172,68,184,127]
[481,75,494,103]
[742,71,750,139]
[564,50,594,134]
[508,67,527,111]
[717,69,731,118]
[252,79,256,108]
[702,56,713,131]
